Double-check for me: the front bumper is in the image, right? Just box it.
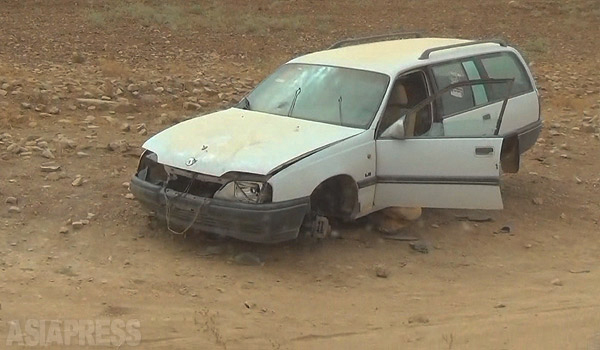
[130,176,309,243]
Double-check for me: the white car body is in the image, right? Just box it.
[131,36,541,243]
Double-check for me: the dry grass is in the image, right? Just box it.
[85,0,330,35]
[87,1,189,29]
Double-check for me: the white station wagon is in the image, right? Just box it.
[131,34,542,243]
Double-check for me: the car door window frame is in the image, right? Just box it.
[377,78,514,140]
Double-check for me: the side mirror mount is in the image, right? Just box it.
[381,115,406,139]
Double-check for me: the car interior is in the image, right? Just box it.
[379,71,434,137]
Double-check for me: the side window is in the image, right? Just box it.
[479,52,533,98]
[431,62,475,117]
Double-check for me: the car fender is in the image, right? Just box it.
[269,131,376,208]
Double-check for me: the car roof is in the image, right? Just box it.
[289,38,509,77]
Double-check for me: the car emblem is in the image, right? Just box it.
[186,157,197,166]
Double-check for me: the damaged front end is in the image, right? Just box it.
[130,150,309,243]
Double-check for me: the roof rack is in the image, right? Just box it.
[418,39,507,60]
[328,32,424,50]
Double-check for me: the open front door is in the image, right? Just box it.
[374,79,513,210]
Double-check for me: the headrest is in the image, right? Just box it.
[389,84,408,105]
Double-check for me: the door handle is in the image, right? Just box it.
[475,147,494,156]
[482,113,491,120]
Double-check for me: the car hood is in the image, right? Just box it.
[142,108,364,177]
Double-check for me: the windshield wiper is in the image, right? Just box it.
[338,95,344,126]
[237,96,251,110]
[287,87,301,117]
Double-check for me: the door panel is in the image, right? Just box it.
[442,101,503,137]
[374,137,504,210]
[497,91,539,134]
[375,183,502,210]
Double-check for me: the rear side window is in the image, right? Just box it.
[431,62,474,116]
[479,53,533,98]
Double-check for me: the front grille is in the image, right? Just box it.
[166,175,222,198]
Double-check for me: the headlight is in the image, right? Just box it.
[214,181,272,203]
[136,150,167,185]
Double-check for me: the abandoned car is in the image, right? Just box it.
[131,34,542,243]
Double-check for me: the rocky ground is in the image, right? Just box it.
[1,0,600,349]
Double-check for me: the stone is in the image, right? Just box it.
[120,123,130,132]
[551,278,563,286]
[495,223,514,234]
[59,227,69,234]
[127,84,139,92]
[203,87,218,96]
[107,140,129,152]
[383,207,422,221]
[40,164,61,172]
[375,265,389,278]
[233,252,262,266]
[71,176,84,187]
[57,136,77,149]
[45,173,61,181]
[72,221,84,230]
[183,102,201,110]
[409,241,429,254]
[76,98,118,110]
[41,149,55,159]
[48,106,60,115]
[5,196,18,204]
[125,193,135,200]
[8,206,21,213]
[532,197,543,205]
[408,315,429,324]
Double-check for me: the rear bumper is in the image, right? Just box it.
[130,176,309,243]
[516,119,542,154]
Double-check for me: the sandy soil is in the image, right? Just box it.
[1,0,599,349]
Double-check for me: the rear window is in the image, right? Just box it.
[479,52,533,98]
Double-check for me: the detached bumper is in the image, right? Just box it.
[130,176,309,243]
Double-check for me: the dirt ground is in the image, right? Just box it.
[1,0,600,349]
